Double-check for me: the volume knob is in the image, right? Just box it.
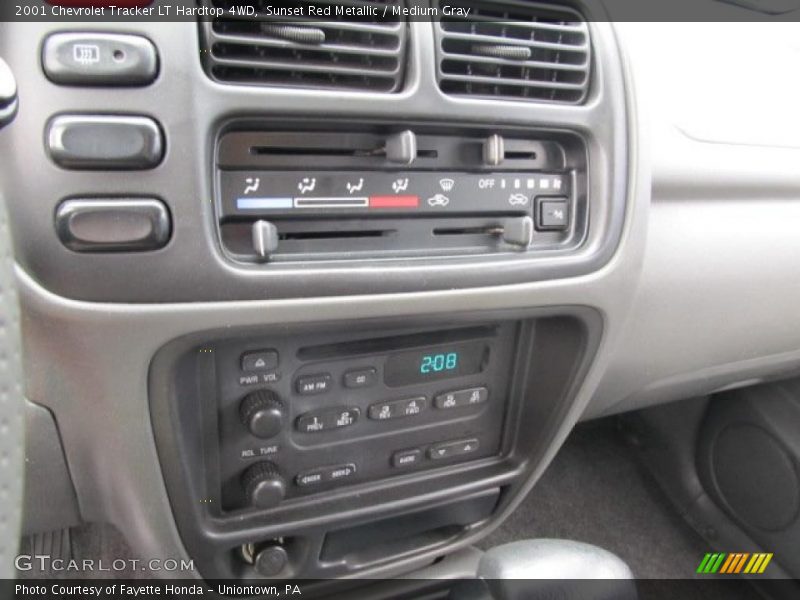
[242,461,286,509]
[240,389,284,439]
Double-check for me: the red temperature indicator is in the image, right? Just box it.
[369,196,420,209]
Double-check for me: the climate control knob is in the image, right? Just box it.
[242,461,286,509]
[240,389,284,439]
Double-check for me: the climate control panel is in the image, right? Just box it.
[213,323,519,512]
[215,127,586,263]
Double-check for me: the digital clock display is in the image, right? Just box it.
[420,352,459,374]
[384,341,489,387]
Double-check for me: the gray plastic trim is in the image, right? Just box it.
[7,17,649,576]
[0,18,628,302]
[589,23,800,418]
[0,189,24,579]
[23,399,81,535]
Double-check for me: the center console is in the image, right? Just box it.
[150,309,601,581]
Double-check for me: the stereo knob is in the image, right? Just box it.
[240,390,284,439]
[242,461,286,509]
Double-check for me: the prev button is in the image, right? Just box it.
[295,407,359,433]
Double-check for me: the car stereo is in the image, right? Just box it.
[213,322,518,511]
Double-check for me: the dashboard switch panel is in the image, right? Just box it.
[43,32,158,87]
[47,115,163,170]
[54,198,170,252]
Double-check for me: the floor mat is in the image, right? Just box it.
[18,522,153,579]
[479,420,761,599]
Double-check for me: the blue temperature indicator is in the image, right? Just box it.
[420,352,458,374]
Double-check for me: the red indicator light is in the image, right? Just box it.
[369,196,420,208]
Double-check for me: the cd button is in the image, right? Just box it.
[343,368,377,389]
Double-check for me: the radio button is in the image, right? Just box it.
[325,463,357,481]
[392,448,422,468]
[536,197,570,231]
[429,438,480,460]
[295,373,332,395]
[296,463,357,487]
[434,387,489,410]
[241,350,279,372]
[368,397,426,421]
[295,407,359,433]
[343,368,377,389]
[295,469,325,487]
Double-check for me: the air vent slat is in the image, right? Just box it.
[208,32,402,57]
[199,0,408,93]
[440,73,586,90]
[440,51,588,72]
[209,54,401,78]
[442,15,585,34]
[435,0,591,104]
[439,31,589,54]
[214,15,403,35]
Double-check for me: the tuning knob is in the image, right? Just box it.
[242,461,286,509]
[240,389,284,439]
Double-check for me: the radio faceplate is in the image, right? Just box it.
[151,309,603,581]
[214,323,518,512]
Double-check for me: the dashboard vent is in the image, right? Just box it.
[435,0,591,103]
[199,1,408,92]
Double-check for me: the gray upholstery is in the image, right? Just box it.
[0,185,24,577]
